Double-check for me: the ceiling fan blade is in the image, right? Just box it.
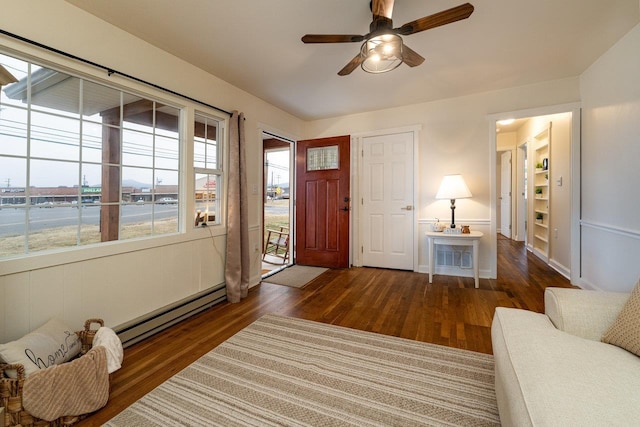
[396,3,474,36]
[338,55,363,76]
[302,34,365,43]
[401,45,425,67]
[372,0,395,20]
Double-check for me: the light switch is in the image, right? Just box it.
[556,176,563,186]
[251,184,258,195]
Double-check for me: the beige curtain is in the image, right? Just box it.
[225,111,249,303]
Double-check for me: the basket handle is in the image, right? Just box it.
[1,363,25,380]
[84,318,105,331]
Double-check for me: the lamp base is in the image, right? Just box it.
[450,199,457,229]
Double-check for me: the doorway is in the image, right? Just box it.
[493,106,579,281]
[262,135,294,276]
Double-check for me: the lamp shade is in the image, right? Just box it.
[435,174,472,200]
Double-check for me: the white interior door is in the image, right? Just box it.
[361,132,414,270]
[516,143,527,242]
[500,151,512,238]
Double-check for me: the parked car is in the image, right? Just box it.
[158,197,177,204]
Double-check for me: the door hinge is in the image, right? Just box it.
[361,197,364,205]
[361,246,363,254]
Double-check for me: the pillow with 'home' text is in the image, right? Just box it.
[0,318,81,378]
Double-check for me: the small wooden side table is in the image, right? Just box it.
[425,230,484,288]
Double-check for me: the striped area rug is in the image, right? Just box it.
[105,315,500,426]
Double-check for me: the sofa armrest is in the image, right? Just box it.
[544,287,629,341]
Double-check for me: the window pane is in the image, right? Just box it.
[0,156,27,196]
[121,97,152,132]
[0,54,28,108]
[120,203,153,240]
[156,105,180,137]
[155,135,179,170]
[195,172,219,226]
[99,165,120,203]
[307,146,339,171]
[122,128,153,167]
[153,170,178,203]
[29,69,80,118]
[80,212,101,245]
[194,113,217,169]
[30,111,80,161]
[83,80,123,124]
[81,121,105,163]
[0,106,28,156]
[194,138,206,169]
[0,207,26,256]
[30,159,78,189]
[28,206,79,252]
[122,167,152,202]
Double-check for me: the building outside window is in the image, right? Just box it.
[0,52,182,258]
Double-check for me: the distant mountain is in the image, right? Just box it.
[122,179,151,189]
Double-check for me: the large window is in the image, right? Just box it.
[194,112,222,227]
[0,53,182,258]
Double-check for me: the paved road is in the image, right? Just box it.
[0,204,178,236]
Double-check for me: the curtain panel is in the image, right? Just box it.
[225,111,249,302]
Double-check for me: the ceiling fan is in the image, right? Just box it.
[301,0,474,76]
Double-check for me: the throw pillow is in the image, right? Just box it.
[0,318,81,378]
[602,279,640,356]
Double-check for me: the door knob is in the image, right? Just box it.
[341,206,349,211]
[401,205,413,210]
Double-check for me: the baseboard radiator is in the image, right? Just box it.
[115,283,227,348]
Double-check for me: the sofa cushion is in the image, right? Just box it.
[0,318,81,378]
[492,307,640,426]
[602,279,640,356]
[544,287,629,341]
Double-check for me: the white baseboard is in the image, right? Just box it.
[417,264,491,280]
[548,259,570,280]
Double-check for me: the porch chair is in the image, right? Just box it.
[263,226,290,264]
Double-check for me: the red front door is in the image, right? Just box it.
[295,136,350,268]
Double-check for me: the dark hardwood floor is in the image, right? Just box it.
[78,235,573,426]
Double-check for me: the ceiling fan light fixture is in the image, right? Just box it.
[360,33,403,74]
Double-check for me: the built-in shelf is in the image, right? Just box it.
[532,124,551,262]
[534,234,549,243]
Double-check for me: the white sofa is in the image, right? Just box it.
[491,287,640,426]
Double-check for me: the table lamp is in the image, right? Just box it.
[435,174,472,229]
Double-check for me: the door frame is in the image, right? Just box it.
[350,125,421,271]
[259,127,297,275]
[498,150,513,238]
[488,102,581,283]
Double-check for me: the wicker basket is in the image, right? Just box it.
[0,318,105,427]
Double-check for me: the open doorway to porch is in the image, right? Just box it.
[262,134,294,276]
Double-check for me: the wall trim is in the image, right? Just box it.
[581,220,640,240]
[549,258,570,280]
[419,218,491,226]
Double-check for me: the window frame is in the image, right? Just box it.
[0,48,190,261]
[193,110,224,228]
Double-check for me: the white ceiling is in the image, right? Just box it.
[65,0,639,121]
